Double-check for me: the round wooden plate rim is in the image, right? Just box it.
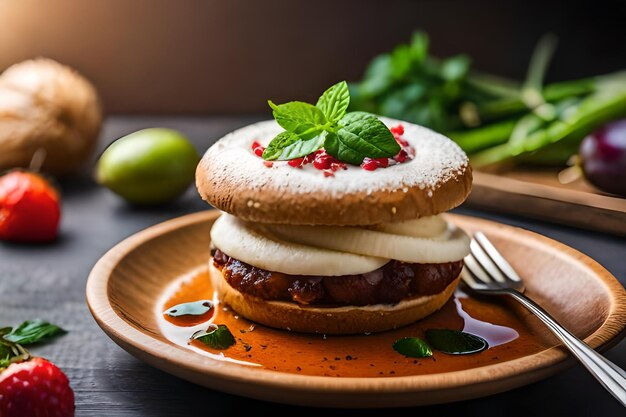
[86,210,626,394]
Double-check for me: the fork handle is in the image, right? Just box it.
[506,289,626,407]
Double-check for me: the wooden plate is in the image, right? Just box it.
[86,210,626,408]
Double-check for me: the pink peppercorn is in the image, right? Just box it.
[251,141,265,157]
[361,158,378,171]
[288,157,305,168]
[390,124,404,136]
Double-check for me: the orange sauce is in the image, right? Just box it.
[160,270,551,378]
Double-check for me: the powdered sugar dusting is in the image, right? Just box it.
[204,117,468,197]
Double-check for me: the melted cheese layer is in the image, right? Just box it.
[211,213,469,276]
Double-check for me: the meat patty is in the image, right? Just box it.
[212,249,462,307]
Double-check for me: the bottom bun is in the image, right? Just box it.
[209,262,460,334]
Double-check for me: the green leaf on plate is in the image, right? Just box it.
[163,300,213,317]
[392,337,433,358]
[193,324,235,350]
[425,329,488,355]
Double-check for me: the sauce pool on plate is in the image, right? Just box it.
[158,269,550,378]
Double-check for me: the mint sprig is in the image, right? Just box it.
[263,81,400,164]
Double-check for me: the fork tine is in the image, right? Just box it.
[460,265,488,290]
[470,239,507,283]
[463,253,493,285]
[474,232,522,282]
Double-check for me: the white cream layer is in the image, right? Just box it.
[210,213,469,276]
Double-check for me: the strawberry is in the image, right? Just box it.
[0,171,61,242]
[0,357,74,417]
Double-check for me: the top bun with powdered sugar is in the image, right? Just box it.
[196,116,472,226]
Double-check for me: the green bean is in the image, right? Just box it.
[470,90,626,167]
[474,77,597,121]
[447,120,516,153]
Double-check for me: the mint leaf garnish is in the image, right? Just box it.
[325,112,400,164]
[263,132,325,161]
[5,320,66,345]
[193,324,235,350]
[262,131,300,160]
[264,81,400,165]
[316,81,350,123]
[268,101,327,140]
[324,132,363,165]
[163,300,213,317]
[392,337,432,358]
[425,329,488,355]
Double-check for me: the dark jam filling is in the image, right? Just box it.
[212,249,463,307]
[251,124,414,176]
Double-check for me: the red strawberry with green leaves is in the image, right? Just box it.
[0,320,73,417]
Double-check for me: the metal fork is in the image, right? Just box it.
[462,232,626,407]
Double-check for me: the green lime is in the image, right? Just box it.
[96,128,200,205]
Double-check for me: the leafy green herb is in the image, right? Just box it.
[425,329,488,355]
[392,337,432,358]
[349,30,626,167]
[262,132,325,161]
[325,112,400,164]
[316,81,350,123]
[193,324,235,350]
[4,320,66,345]
[163,300,213,318]
[264,81,398,164]
[268,101,327,140]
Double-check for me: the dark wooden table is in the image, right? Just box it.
[1,116,624,416]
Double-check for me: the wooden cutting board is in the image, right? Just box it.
[468,168,626,236]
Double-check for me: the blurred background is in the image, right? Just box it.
[2,0,626,114]
[1,4,626,415]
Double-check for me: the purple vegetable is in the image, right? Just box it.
[580,119,626,197]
